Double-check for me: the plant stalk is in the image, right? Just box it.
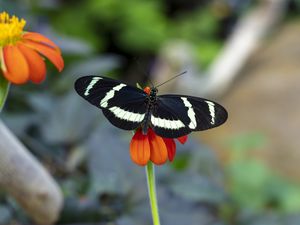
[0,74,10,112]
[146,162,161,225]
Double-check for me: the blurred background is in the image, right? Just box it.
[1,0,300,224]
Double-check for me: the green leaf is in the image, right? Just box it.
[0,75,10,112]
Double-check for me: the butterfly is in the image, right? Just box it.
[74,75,228,138]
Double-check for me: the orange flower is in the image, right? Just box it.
[130,128,188,166]
[0,12,64,84]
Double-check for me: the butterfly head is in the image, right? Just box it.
[143,86,151,95]
[144,86,157,102]
[144,86,157,94]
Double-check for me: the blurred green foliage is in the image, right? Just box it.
[226,132,300,220]
[52,0,222,68]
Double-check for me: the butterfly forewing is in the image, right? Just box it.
[151,95,228,138]
[75,76,148,130]
[150,96,191,138]
[186,96,228,130]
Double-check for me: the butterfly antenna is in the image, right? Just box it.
[155,71,187,88]
[149,78,155,88]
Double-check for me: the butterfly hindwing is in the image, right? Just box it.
[151,95,228,138]
[75,76,148,130]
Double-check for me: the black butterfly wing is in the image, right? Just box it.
[75,76,148,130]
[151,95,228,138]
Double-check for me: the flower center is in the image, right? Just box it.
[0,12,26,47]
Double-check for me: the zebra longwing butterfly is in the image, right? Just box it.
[74,76,228,138]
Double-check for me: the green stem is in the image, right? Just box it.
[0,75,10,112]
[146,162,161,225]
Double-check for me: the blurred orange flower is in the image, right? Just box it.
[0,12,64,84]
[130,128,188,166]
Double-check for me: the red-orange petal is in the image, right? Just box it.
[148,129,168,165]
[177,135,188,144]
[130,129,151,166]
[3,45,29,84]
[163,138,176,162]
[22,39,64,72]
[22,32,60,52]
[18,44,46,83]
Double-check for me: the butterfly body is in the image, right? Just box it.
[74,76,228,138]
[141,87,158,134]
